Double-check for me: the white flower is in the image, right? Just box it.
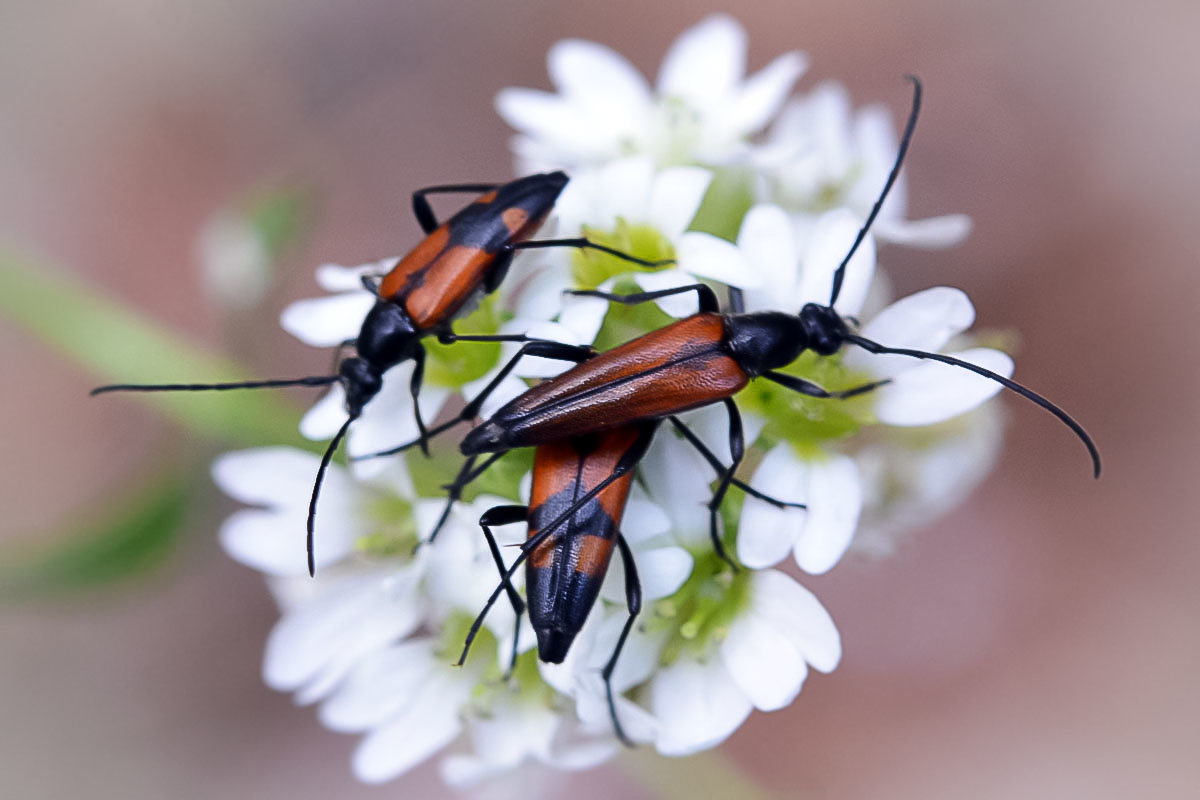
[680,204,1011,572]
[497,14,806,172]
[212,440,699,783]
[759,81,971,248]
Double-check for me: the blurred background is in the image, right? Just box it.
[1,0,1196,797]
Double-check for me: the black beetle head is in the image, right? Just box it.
[339,357,382,418]
[798,303,850,356]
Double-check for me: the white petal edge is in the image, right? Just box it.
[873,348,1013,427]
[657,14,746,101]
[738,444,808,569]
[280,293,375,347]
[794,453,862,575]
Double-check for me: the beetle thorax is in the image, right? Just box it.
[356,301,419,369]
[798,303,850,356]
[723,311,810,376]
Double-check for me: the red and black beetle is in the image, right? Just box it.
[91,172,669,574]
[446,78,1099,628]
[429,413,800,745]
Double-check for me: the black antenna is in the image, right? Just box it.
[90,375,339,396]
[827,75,923,308]
[845,334,1101,478]
[307,416,354,576]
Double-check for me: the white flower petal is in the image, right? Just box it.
[650,656,752,756]
[677,231,762,288]
[873,347,1012,426]
[280,293,375,348]
[513,266,571,323]
[794,454,861,575]
[747,569,841,673]
[846,286,976,378]
[738,444,808,569]
[595,156,656,224]
[314,260,395,292]
[796,208,876,315]
[574,672,658,745]
[218,509,315,576]
[352,674,468,784]
[211,447,325,508]
[464,695,558,771]
[632,269,704,318]
[495,88,614,159]
[601,545,693,603]
[647,166,713,240]
[873,214,973,249]
[264,567,423,692]
[557,293,609,345]
[641,432,712,549]
[657,15,746,101]
[721,614,807,712]
[299,385,348,440]
[548,39,652,123]
[737,204,799,311]
[727,51,808,135]
[618,494,672,543]
[319,641,438,731]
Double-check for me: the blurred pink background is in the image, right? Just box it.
[2,1,1196,797]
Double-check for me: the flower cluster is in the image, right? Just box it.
[214,14,1008,786]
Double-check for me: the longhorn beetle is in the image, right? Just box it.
[403,407,803,745]
[91,172,670,575]
[446,76,1100,673]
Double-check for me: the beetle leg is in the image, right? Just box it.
[764,370,889,399]
[354,340,594,461]
[410,183,499,234]
[458,424,658,668]
[668,417,806,510]
[566,282,720,314]
[705,399,744,570]
[508,237,674,269]
[604,533,641,748]
[423,451,509,546]
[478,504,530,678]
[409,348,432,457]
[728,286,745,313]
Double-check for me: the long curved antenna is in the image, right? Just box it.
[828,75,923,308]
[91,375,339,396]
[845,334,1101,478]
[307,416,354,576]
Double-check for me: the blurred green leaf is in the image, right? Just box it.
[0,475,191,599]
[244,186,316,261]
[0,248,307,446]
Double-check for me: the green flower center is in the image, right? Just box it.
[356,493,420,557]
[424,294,506,389]
[653,550,751,665]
